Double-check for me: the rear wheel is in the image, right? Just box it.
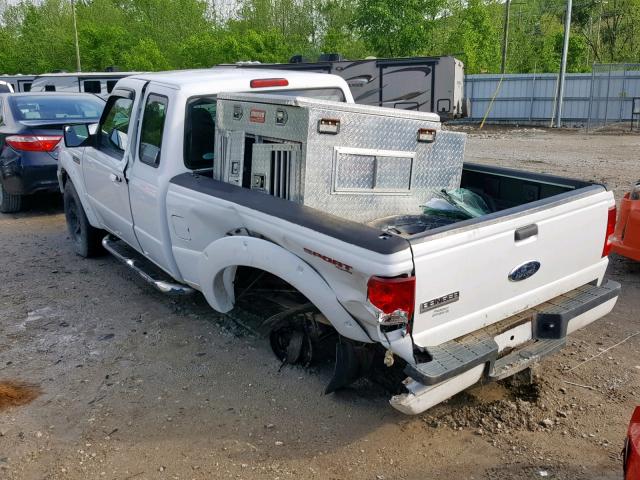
[0,182,23,213]
[64,181,103,257]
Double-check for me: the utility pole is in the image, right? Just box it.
[555,0,572,128]
[501,0,511,74]
[71,0,81,72]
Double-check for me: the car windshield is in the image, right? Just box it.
[9,95,104,121]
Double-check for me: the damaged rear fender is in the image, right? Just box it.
[197,236,371,343]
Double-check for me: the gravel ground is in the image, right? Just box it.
[1,128,639,480]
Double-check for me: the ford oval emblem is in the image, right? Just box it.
[508,261,541,282]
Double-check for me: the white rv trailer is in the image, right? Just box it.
[231,56,468,120]
[29,72,139,97]
[0,74,37,92]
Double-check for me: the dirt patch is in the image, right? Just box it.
[0,380,40,410]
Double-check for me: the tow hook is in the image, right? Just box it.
[384,349,395,367]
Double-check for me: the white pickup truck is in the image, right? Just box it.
[58,69,620,415]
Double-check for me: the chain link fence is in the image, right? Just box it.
[464,64,640,131]
[587,63,640,131]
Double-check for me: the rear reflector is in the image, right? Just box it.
[250,78,289,88]
[367,276,416,324]
[6,135,62,152]
[602,205,617,257]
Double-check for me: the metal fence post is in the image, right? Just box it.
[587,65,595,132]
[603,64,612,126]
[619,64,627,122]
[550,74,560,127]
[469,77,475,119]
[529,73,536,121]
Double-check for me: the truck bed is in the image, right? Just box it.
[175,162,600,246]
[168,161,613,352]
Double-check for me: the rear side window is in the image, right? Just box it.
[9,95,104,120]
[44,85,56,92]
[106,80,118,93]
[84,80,101,94]
[264,87,346,102]
[184,96,216,170]
[98,96,134,157]
[139,94,168,167]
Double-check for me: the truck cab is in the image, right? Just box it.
[59,69,352,267]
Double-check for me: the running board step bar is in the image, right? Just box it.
[405,280,620,386]
[102,235,195,295]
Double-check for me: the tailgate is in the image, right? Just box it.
[409,186,614,347]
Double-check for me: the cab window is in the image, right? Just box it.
[184,96,216,170]
[98,95,134,158]
[139,94,168,167]
[264,87,346,102]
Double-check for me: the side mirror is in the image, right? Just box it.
[64,124,94,148]
[139,143,161,167]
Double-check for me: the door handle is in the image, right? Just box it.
[515,224,538,242]
[109,173,123,183]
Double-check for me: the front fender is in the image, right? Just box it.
[58,149,101,228]
[197,236,371,343]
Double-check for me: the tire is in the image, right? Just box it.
[64,181,103,257]
[0,182,23,213]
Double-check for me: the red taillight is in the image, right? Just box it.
[602,205,617,257]
[250,78,289,88]
[367,276,416,320]
[5,135,62,152]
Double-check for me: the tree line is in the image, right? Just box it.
[0,0,639,75]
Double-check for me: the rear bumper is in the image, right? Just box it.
[390,280,620,415]
[612,194,640,262]
[0,161,59,195]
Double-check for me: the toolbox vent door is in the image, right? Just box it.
[332,147,414,194]
[250,143,301,201]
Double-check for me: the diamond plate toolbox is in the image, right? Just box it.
[215,93,466,223]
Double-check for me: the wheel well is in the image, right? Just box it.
[198,235,371,343]
[232,265,319,319]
